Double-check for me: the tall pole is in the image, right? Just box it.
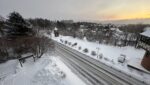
[96,47,100,59]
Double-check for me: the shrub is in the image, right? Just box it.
[68,42,71,45]
[65,40,68,44]
[83,48,88,53]
[111,59,115,64]
[78,46,82,50]
[98,54,103,59]
[59,71,66,78]
[91,51,96,56]
[104,57,109,61]
[60,39,63,43]
[72,42,77,47]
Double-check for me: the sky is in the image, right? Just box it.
[0,0,150,21]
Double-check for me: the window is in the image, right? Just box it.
[145,51,150,57]
[140,35,150,45]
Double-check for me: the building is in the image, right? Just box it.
[54,27,59,37]
[138,28,150,71]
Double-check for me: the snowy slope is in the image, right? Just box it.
[0,60,18,79]
[0,54,86,85]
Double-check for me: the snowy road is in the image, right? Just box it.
[55,42,149,85]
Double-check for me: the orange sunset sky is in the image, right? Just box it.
[0,0,150,21]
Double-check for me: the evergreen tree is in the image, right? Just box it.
[6,11,32,37]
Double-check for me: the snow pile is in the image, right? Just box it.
[51,34,150,84]
[0,60,18,79]
[32,59,65,85]
[52,57,86,85]
[141,27,150,37]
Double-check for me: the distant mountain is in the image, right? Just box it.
[100,18,150,25]
[0,15,6,21]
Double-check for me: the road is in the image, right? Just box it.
[55,42,149,85]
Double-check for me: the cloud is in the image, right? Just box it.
[0,0,150,21]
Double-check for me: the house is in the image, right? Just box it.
[138,27,150,71]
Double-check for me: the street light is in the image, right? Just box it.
[96,47,100,59]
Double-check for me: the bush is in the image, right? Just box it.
[65,40,68,44]
[91,51,96,56]
[83,48,88,53]
[72,42,77,47]
[98,54,103,59]
[104,57,109,61]
[111,59,115,64]
[68,42,71,45]
[60,39,63,43]
[78,46,82,50]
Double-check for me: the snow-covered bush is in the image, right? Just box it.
[104,57,109,61]
[91,51,96,56]
[68,42,71,46]
[111,59,115,64]
[78,46,82,50]
[83,48,88,53]
[72,42,77,47]
[65,40,68,44]
[58,71,66,78]
[98,54,103,59]
[60,39,63,43]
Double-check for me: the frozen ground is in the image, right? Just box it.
[0,53,86,85]
[46,33,150,84]
[0,60,18,79]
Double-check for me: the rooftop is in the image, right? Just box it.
[140,27,150,37]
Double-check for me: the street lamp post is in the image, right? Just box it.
[96,47,100,59]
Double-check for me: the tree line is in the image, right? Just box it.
[0,11,149,63]
[0,12,54,63]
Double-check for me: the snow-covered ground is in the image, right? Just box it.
[0,53,86,85]
[47,33,150,84]
[0,60,18,79]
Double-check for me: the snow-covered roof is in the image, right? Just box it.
[115,28,123,33]
[141,27,150,37]
[110,28,116,31]
[54,27,58,31]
